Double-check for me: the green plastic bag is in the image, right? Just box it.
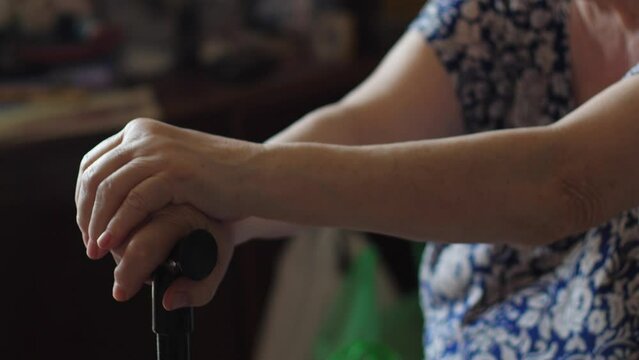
[328,341,402,360]
[313,245,423,360]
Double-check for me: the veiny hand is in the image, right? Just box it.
[75,118,262,260]
[109,204,234,310]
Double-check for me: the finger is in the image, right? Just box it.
[111,247,152,285]
[76,131,124,245]
[88,159,158,252]
[95,175,174,255]
[91,238,118,261]
[76,130,124,207]
[78,144,132,249]
[111,208,198,302]
[163,230,233,310]
[90,234,119,261]
[111,251,122,265]
[96,218,146,262]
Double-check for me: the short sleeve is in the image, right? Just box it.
[410,0,475,44]
[408,0,572,133]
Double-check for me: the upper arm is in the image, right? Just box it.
[551,75,639,233]
[338,30,464,143]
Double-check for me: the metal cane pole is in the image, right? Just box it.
[152,229,218,360]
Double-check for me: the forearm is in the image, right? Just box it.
[247,30,465,240]
[246,127,572,245]
[268,30,463,146]
[268,96,461,146]
[236,104,360,241]
[250,99,435,239]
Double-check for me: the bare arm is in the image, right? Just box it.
[268,31,463,145]
[77,50,639,260]
[241,75,639,245]
[235,30,463,242]
[550,74,639,229]
[77,31,466,300]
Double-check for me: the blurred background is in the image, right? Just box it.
[0,0,425,359]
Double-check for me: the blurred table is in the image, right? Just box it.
[0,57,376,360]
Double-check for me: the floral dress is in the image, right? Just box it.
[410,0,639,359]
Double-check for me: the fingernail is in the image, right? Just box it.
[97,232,112,249]
[170,293,190,310]
[113,283,127,301]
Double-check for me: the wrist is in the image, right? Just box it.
[245,141,358,226]
[184,134,268,221]
[241,142,283,218]
[226,140,268,219]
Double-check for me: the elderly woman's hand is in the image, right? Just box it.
[108,204,235,310]
[76,118,262,259]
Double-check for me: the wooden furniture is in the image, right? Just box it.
[1,58,376,360]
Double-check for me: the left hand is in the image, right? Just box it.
[76,118,262,260]
[108,204,235,310]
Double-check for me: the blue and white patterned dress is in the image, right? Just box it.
[410,0,639,358]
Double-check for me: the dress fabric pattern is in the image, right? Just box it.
[410,1,639,359]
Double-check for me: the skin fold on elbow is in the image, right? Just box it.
[504,129,605,247]
[499,177,599,248]
[552,174,606,240]
[519,165,609,247]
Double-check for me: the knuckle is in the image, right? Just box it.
[124,119,170,148]
[112,145,128,161]
[81,167,99,193]
[95,179,114,203]
[113,265,126,284]
[126,117,149,129]
[127,118,162,135]
[80,153,91,170]
[125,189,148,213]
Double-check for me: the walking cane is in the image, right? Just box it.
[152,229,218,360]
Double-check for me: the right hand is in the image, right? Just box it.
[75,118,262,260]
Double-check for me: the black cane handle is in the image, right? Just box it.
[152,229,218,360]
